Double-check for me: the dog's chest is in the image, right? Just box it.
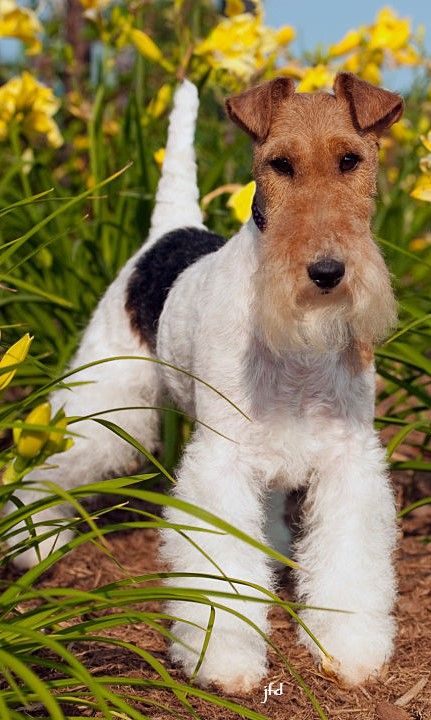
[246,339,375,424]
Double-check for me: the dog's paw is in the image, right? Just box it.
[169,623,267,693]
[320,652,386,687]
[301,614,395,687]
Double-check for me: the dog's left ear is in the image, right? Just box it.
[226,78,295,141]
[334,72,404,136]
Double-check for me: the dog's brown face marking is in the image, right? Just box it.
[226,73,404,355]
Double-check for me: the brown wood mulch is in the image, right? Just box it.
[6,471,426,720]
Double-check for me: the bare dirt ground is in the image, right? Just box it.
[22,471,430,720]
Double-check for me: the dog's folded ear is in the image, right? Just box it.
[334,72,404,136]
[226,78,295,141]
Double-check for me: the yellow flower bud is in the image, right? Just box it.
[275,26,295,47]
[153,147,166,168]
[146,84,173,120]
[0,333,32,391]
[45,416,73,454]
[129,28,174,72]
[2,461,18,485]
[16,402,51,459]
[329,29,363,58]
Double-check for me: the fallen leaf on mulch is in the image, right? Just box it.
[376,701,410,720]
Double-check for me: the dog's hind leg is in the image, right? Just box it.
[5,271,161,569]
[6,80,203,568]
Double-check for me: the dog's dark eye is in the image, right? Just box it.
[339,153,361,172]
[269,157,294,177]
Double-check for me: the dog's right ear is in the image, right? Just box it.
[225,78,295,142]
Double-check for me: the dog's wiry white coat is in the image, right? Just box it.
[6,80,397,692]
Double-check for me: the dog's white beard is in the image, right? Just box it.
[254,262,397,356]
[256,301,352,355]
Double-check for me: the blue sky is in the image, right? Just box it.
[264,0,431,91]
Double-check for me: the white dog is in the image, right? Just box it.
[7,73,404,692]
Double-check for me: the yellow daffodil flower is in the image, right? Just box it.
[411,175,431,203]
[0,333,32,391]
[297,65,335,93]
[0,0,42,55]
[369,7,410,52]
[14,402,51,459]
[0,71,63,148]
[227,181,256,223]
[329,29,363,58]
[194,13,294,83]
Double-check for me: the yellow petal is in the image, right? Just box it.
[17,402,51,459]
[277,63,306,80]
[227,180,256,223]
[0,72,62,147]
[2,461,18,485]
[329,29,363,57]
[342,51,361,74]
[409,236,431,251]
[369,8,410,51]
[275,26,295,46]
[410,177,431,202]
[224,0,247,16]
[153,147,165,168]
[146,83,172,120]
[129,28,173,71]
[360,62,381,85]
[393,47,420,65]
[0,333,32,390]
[297,65,335,93]
[0,1,42,54]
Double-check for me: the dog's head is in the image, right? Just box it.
[226,73,403,355]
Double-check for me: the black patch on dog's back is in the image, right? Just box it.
[126,226,226,346]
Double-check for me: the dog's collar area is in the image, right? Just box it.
[252,197,267,232]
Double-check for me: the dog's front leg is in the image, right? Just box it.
[295,425,397,686]
[160,433,272,693]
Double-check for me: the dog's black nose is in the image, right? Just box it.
[307,259,345,290]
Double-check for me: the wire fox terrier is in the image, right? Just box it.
[7,72,404,693]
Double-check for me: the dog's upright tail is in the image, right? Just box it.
[146,80,205,248]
